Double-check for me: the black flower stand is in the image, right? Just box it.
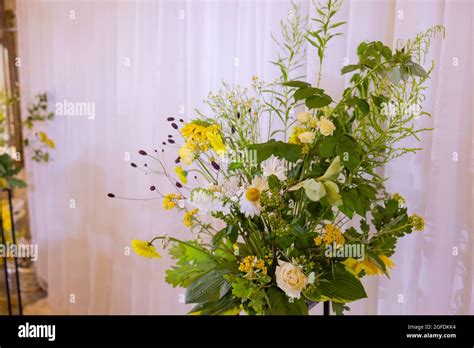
[0,188,23,315]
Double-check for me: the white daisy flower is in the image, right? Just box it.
[261,155,287,181]
[189,190,230,215]
[239,177,268,218]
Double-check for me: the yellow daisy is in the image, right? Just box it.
[131,240,161,259]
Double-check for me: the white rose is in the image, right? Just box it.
[298,131,315,144]
[317,117,336,136]
[297,111,311,124]
[275,260,308,299]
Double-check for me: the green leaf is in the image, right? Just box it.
[304,264,367,303]
[189,292,240,315]
[317,136,338,158]
[228,162,243,171]
[185,269,231,304]
[294,87,317,101]
[336,135,360,172]
[387,67,401,84]
[165,242,216,288]
[353,97,370,115]
[248,140,302,163]
[341,64,360,75]
[305,94,332,109]
[266,287,308,315]
[282,80,311,88]
[406,61,428,78]
[268,174,281,191]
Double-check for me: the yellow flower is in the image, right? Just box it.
[409,214,425,231]
[38,131,55,149]
[2,204,11,232]
[131,240,161,259]
[317,117,336,136]
[343,255,395,276]
[175,166,188,184]
[322,224,345,246]
[183,209,198,227]
[0,178,7,189]
[178,143,194,165]
[181,122,209,150]
[238,255,267,275]
[314,236,322,246]
[206,125,227,156]
[289,126,305,144]
[163,193,177,210]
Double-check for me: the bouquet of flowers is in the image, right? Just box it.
[115,0,444,315]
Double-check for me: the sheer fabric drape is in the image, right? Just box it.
[16,0,473,314]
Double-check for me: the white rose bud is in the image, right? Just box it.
[298,131,315,144]
[317,117,336,136]
[297,111,311,124]
[275,260,308,299]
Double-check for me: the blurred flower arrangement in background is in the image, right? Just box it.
[113,0,443,315]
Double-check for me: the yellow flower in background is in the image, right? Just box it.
[0,178,7,189]
[131,240,161,259]
[409,214,425,231]
[322,224,345,246]
[163,193,177,210]
[178,143,194,165]
[289,126,305,144]
[38,131,55,149]
[343,255,395,276]
[2,204,11,232]
[183,209,198,227]
[175,166,188,184]
[317,117,336,136]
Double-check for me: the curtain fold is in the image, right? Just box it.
[16,0,473,314]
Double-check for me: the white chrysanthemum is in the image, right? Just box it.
[261,155,287,181]
[189,190,230,215]
[239,177,268,218]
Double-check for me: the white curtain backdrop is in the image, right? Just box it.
[15,0,473,314]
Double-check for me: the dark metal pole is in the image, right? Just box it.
[323,301,330,316]
[0,196,12,315]
[7,188,22,315]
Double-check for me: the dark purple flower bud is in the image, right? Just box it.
[168,135,172,138]
[171,123,178,129]
[237,112,241,119]
[167,117,175,121]
[149,186,156,191]
[211,161,220,170]
[138,150,147,156]
[179,119,184,123]
[231,126,236,134]
[162,142,166,145]
[107,193,115,198]
[131,163,137,168]
[168,139,175,144]
[176,182,182,188]
[175,157,180,164]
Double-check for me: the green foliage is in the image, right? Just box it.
[0,154,26,189]
[266,287,308,315]
[304,264,367,303]
[248,140,302,163]
[165,242,216,288]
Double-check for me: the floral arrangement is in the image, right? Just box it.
[113,0,444,315]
